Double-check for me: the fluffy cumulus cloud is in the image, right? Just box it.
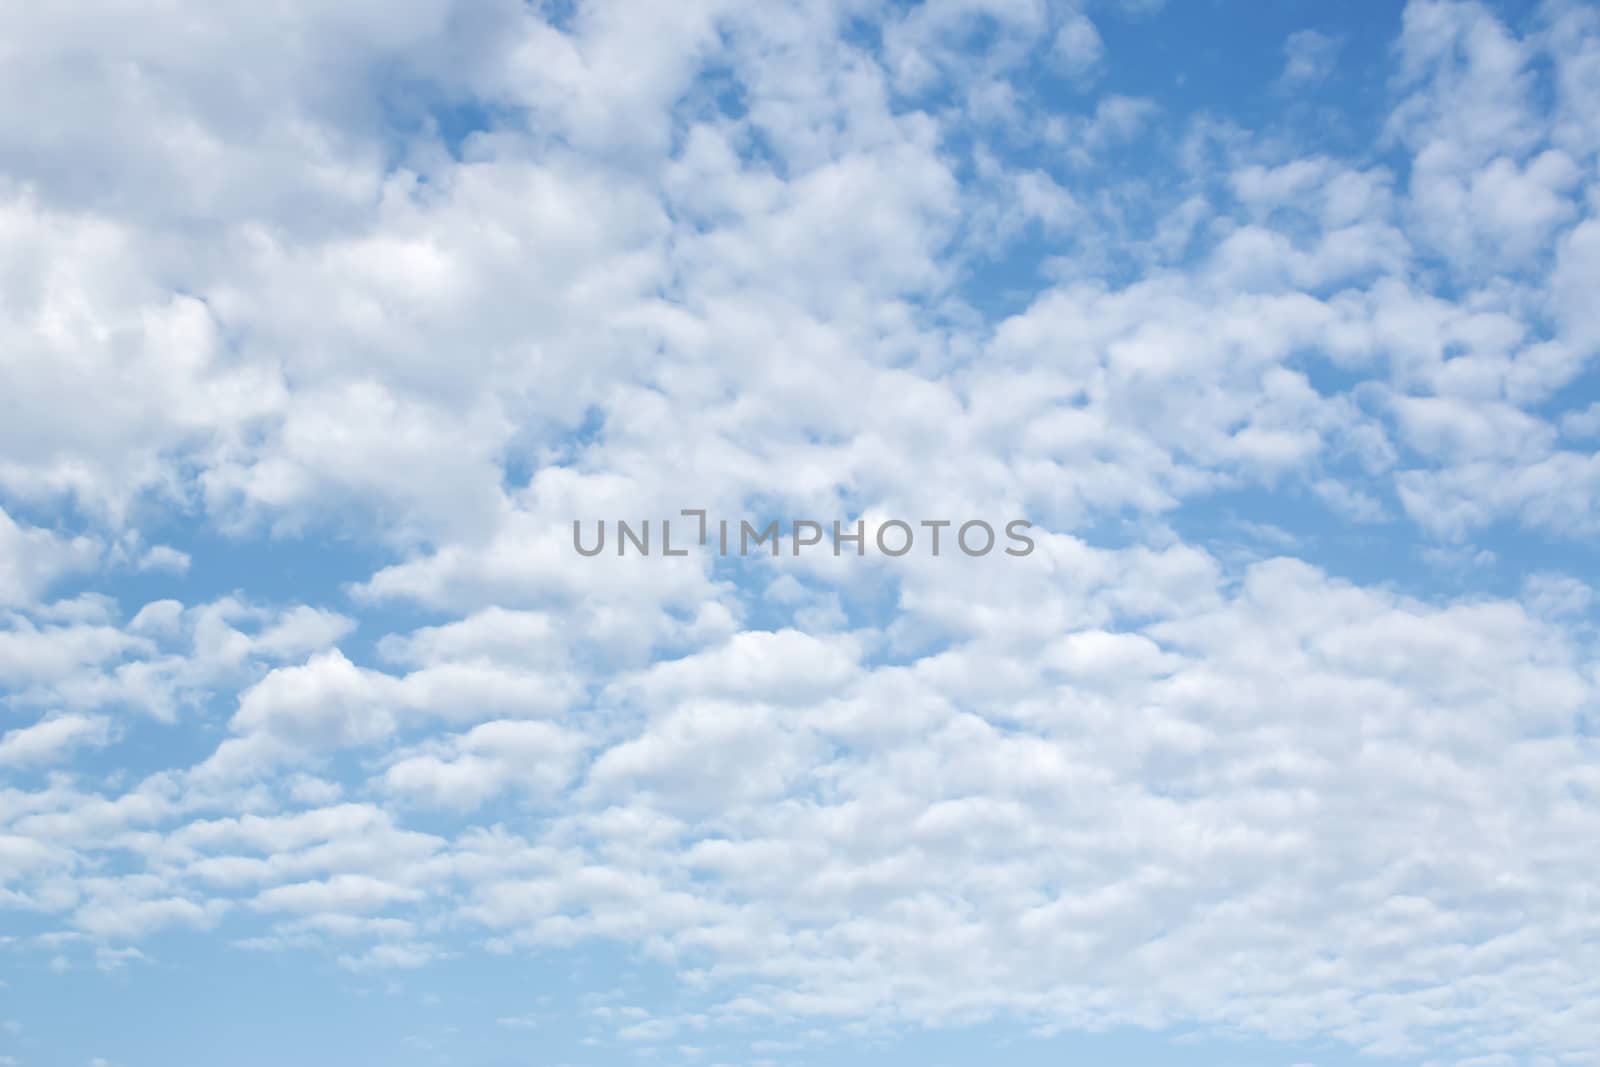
[3,1,1600,1065]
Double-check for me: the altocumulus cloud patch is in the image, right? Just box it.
[3,1,1600,1066]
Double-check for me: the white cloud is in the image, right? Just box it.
[384,719,589,811]
[0,714,111,767]
[0,506,99,607]
[253,874,425,915]
[1052,12,1105,81]
[1280,29,1340,87]
[228,650,400,750]
[135,545,190,575]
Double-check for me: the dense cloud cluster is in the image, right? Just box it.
[3,1,1600,1064]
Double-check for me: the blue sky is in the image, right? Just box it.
[3,1,1600,1065]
